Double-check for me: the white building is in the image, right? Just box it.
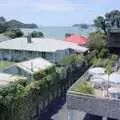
[0,37,88,63]
[4,57,54,80]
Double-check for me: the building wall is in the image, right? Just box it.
[54,49,70,63]
[67,92,120,119]
[108,32,120,53]
[0,49,70,63]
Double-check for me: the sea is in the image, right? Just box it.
[21,26,96,40]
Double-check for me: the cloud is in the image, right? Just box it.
[0,0,79,12]
[0,0,8,4]
[31,0,79,12]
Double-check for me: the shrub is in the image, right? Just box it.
[60,54,84,66]
[94,58,113,68]
[31,31,44,38]
[4,29,24,38]
[33,70,46,80]
[72,81,94,95]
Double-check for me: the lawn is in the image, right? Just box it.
[0,60,17,70]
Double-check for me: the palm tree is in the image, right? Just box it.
[105,61,113,97]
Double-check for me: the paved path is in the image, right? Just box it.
[39,97,105,120]
[51,103,86,120]
[39,99,109,120]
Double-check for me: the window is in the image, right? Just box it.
[42,52,46,58]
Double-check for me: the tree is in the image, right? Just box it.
[31,31,44,38]
[0,16,8,33]
[105,10,120,28]
[88,31,107,51]
[94,10,120,33]
[14,29,24,37]
[4,29,24,39]
[94,16,106,33]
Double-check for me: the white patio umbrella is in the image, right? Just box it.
[91,78,105,84]
[108,87,120,99]
[109,87,120,94]
[109,73,120,84]
[88,67,105,75]
[98,72,120,84]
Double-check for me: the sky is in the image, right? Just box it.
[0,0,120,26]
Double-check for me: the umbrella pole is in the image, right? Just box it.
[107,75,109,97]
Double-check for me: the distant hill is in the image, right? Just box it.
[72,24,94,28]
[0,16,38,31]
[7,20,38,29]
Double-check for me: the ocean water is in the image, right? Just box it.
[21,26,95,40]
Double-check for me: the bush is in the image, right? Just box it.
[60,54,84,66]
[33,70,46,80]
[4,29,24,38]
[94,58,113,68]
[31,31,44,38]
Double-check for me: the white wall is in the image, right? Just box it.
[0,49,71,63]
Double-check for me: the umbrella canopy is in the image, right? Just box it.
[91,78,105,84]
[88,67,105,75]
[108,87,120,94]
[97,72,120,84]
[65,34,88,45]
[109,73,120,84]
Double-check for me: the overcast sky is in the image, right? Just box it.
[0,0,120,26]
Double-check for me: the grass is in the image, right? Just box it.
[0,60,17,70]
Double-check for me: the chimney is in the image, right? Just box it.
[27,33,32,43]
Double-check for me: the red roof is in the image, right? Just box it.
[65,34,88,45]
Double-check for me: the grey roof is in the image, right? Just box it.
[17,57,53,74]
[0,37,88,52]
